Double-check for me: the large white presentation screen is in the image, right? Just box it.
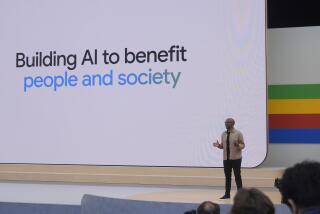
[0,0,266,167]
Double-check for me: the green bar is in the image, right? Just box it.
[269,84,320,99]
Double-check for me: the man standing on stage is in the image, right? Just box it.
[213,118,245,199]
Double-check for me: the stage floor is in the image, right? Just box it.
[128,187,282,204]
[0,167,284,205]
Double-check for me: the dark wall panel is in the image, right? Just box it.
[268,0,320,28]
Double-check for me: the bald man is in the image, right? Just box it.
[213,118,245,199]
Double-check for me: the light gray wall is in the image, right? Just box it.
[261,27,320,167]
[262,144,320,167]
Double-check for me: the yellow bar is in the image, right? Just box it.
[269,99,320,114]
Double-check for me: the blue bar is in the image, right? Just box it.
[269,128,320,143]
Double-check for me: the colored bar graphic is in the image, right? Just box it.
[269,114,320,128]
[269,84,320,99]
[268,84,320,143]
[269,128,320,143]
[268,99,320,114]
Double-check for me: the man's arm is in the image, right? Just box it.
[234,132,245,150]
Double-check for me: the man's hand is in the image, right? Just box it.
[234,141,245,149]
[213,140,220,148]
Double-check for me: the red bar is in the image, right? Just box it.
[269,114,320,128]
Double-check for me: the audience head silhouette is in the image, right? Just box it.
[230,188,274,214]
[279,161,320,214]
[197,201,220,214]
